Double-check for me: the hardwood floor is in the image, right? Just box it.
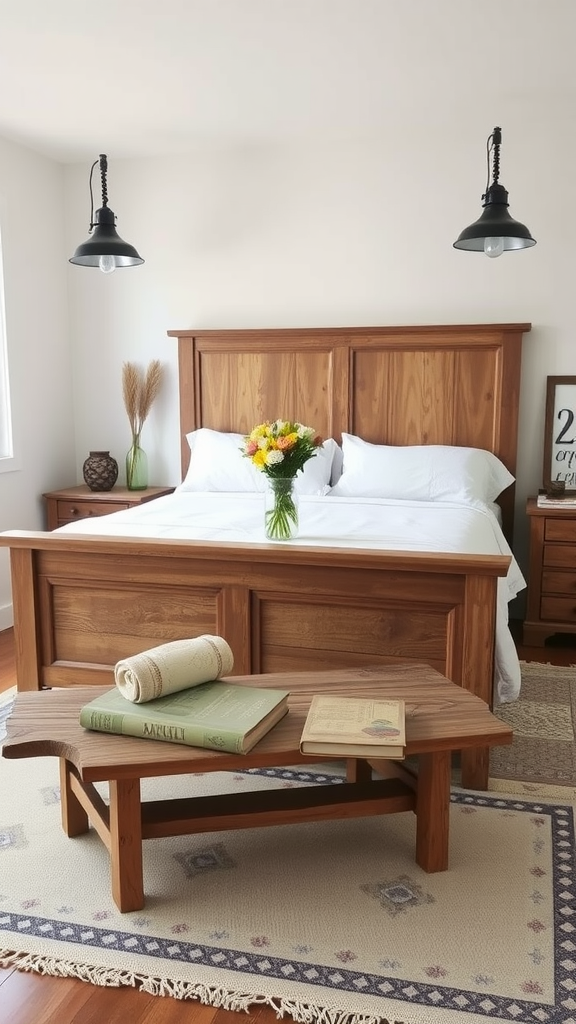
[509,617,576,666]
[1,622,575,1023]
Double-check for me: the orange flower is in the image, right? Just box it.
[276,435,296,451]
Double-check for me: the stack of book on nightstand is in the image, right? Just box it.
[536,491,576,508]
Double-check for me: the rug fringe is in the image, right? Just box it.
[0,949,404,1024]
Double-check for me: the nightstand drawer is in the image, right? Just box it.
[540,595,576,622]
[541,568,576,595]
[56,499,130,522]
[542,543,576,568]
[544,518,576,542]
[44,485,175,531]
[524,496,576,645]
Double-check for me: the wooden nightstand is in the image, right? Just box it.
[43,485,175,531]
[524,495,576,645]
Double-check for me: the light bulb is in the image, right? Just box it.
[98,254,116,274]
[484,236,504,259]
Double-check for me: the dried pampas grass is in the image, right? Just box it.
[122,359,163,439]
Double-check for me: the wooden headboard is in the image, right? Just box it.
[168,323,531,540]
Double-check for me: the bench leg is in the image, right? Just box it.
[460,745,489,791]
[108,778,144,912]
[415,750,450,872]
[346,757,372,782]
[59,759,89,836]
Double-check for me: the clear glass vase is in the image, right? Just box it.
[264,476,299,540]
[126,440,148,490]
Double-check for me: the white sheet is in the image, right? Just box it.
[58,492,526,705]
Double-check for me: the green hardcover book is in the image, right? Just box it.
[79,680,290,754]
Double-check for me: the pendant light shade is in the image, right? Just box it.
[453,127,536,257]
[69,154,144,273]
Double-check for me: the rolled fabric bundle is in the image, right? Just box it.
[114,635,234,703]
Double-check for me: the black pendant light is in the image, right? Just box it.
[69,154,144,273]
[453,127,536,257]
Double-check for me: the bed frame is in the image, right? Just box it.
[1,323,530,790]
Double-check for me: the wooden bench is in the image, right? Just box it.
[2,663,512,912]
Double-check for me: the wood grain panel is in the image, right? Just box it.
[541,569,576,594]
[353,347,456,443]
[196,349,335,436]
[254,645,448,674]
[540,596,576,622]
[545,519,576,542]
[257,596,447,660]
[352,341,505,452]
[453,346,500,450]
[543,544,576,566]
[51,583,217,634]
[49,585,217,662]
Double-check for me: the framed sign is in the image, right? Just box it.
[543,376,576,492]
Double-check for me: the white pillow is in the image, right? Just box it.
[328,434,514,503]
[178,428,338,495]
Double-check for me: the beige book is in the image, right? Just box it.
[300,695,405,758]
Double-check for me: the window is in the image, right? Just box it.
[0,226,13,465]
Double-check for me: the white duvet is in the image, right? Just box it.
[58,491,526,704]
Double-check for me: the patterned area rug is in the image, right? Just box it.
[1,747,575,1024]
[490,661,576,797]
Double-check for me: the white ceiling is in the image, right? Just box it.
[0,0,573,164]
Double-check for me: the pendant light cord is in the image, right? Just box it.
[484,127,501,198]
[99,154,109,207]
[86,154,108,232]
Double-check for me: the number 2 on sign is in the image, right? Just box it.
[556,408,576,445]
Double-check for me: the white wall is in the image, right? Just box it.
[1,108,574,625]
[0,138,73,629]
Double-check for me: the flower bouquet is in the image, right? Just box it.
[242,419,323,540]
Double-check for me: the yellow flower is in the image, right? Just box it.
[250,423,268,441]
[252,448,268,468]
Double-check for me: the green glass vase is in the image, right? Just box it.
[126,440,148,490]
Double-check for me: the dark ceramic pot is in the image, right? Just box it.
[82,451,119,492]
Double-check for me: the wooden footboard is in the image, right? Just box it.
[1,530,510,790]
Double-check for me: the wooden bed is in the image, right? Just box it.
[1,322,530,790]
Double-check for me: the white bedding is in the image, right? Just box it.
[58,492,526,705]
